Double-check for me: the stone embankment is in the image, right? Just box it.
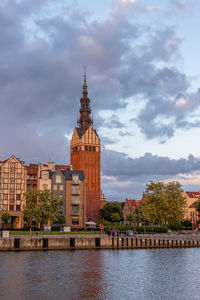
[0,233,200,251]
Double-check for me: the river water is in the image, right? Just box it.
[0,248,200,300]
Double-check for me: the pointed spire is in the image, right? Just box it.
[83,66,88,95]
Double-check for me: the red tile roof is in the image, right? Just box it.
[55,165,70,170]
[185,191,200,198]
[126,199,141,209]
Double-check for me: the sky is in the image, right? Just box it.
[0,0,200,201]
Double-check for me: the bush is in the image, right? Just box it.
[103,224,168,234]
[181,220,192,227]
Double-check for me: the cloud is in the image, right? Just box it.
[102,149,200,178]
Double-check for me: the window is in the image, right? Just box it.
[72,205,79,216]
[89,146,91,151]
[75,146,78,152]
[93,146,95,151]
[10,173,15,179]
[85,146,88,151]
[53,185,57,191]
[17,173,21,179]
[72,185,79,193]
[16,183,21,190]
[3,183,8,189]
[3,194,8,200]
[16,194,21,200]
[72,220,79,225]
[56,175,61,183]
[10,195,15,203]
[43,184,48,190]
[43,173,47,180]
[10,162,15,169]
[59,185,63,191]
[16,205,21,211]
[72,174,79,183]
[10,183,15,189]
[3,173,8,179]
[9,205,14,211]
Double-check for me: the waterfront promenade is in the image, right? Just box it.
[1,232,200,251]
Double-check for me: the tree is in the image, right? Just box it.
[126,214,134,225]
[24,188,63,229]
[1,212,11,229]
[195,200,200,218]
[110,212,121,223]
[142,181,186,227]
[100,202,123,222]
[55,214,66,225]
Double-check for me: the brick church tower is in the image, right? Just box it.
[70,72,103,222]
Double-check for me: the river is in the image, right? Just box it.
[0,248,200,300]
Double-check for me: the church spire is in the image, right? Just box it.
[83,66,88,95]
[78,69,92,132]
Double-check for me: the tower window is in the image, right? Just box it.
[85,146,88,151]
[89,146,91,151]
[93,146,95,151]
[75,146,78,152]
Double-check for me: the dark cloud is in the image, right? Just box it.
[102,149,200,178]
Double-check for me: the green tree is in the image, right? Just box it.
[142,181,186,227]
[126,214,134,224]
[55,214,66,225]
[1,212,11,229]
[100,201,123,222]
[195,200,200,217]
[110,212,121,223]
[24,188,63,229]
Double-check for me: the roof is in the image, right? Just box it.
[76,127,84,138]
[125,199,141,209]
[62,169,85,180]
[55,165,70,170]
[185,191,200,198]
[189,201,198,208]
[49,169,85,181]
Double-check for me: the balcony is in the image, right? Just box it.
[72,180,80,185]
[72,190,80,195]
[72,199,80,205]
[72,212,80,216]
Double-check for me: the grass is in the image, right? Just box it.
[9,230,100,236]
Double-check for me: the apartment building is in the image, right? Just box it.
[0,155,26,229]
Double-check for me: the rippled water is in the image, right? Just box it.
[0,249,200,300]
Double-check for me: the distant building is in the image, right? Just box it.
[0,155,26,229]
[70,72,106,222]
[26,163,38,189]
[123,199,141,225]
[183,191,200,223]
[38,162,86,229]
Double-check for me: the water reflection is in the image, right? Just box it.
[0,249,200,299]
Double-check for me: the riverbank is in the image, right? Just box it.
[1,233,200,251]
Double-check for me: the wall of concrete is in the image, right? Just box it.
[0,235,200,251]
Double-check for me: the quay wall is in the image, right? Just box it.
[1,234,200,251]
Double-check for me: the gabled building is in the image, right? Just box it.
[183,191,200,223]
[70,72,106,222]
[123,199,141,225]
[0,155,26,229]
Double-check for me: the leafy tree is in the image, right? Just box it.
[1,212,11,228]
[126,214,134,224]
[142,181,186,227]
[55,214,66,225]
[195,200,200,217]
[24,188,63,229]
[100,202,123,222]
[110,212,121,223]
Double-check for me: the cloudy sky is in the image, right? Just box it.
[1,0,200,201]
